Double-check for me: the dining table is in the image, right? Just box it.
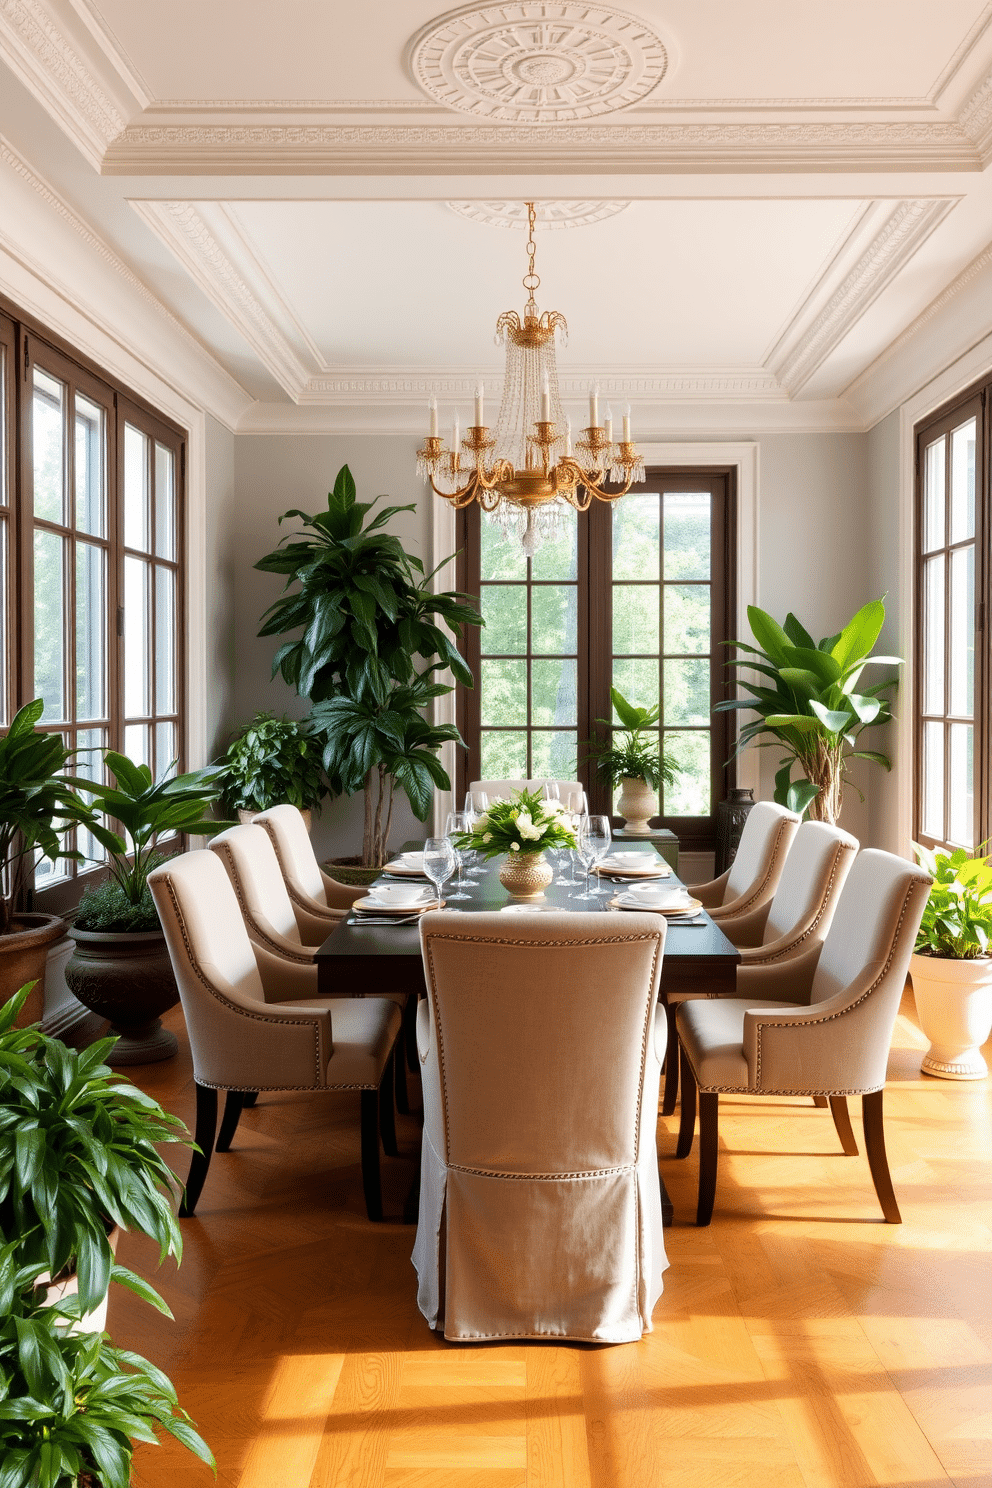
[315,841,740,1224]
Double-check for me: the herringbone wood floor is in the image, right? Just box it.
[109,989,991,1488]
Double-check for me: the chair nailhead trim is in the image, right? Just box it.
[214,840,312,964]
[747,843,854,965]
[721,817,793,917]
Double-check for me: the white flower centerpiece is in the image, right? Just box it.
[456,786,578,899]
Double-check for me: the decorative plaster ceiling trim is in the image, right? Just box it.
[101,119,976,176]
[770,198,955,395]
[447,199,629,228]
[958,60,992,158]
[927,1,992,105]
[144,98,441,114]
[292,367,788,404]
[408,2,668,122]
[130,200,313,400]
[218,203,330,373]
[0,0,126,166]
[0,135,249,425]
[64,0,152,109]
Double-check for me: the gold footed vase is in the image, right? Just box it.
[498,851,553,899]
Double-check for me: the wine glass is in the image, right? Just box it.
[444,811,472,900]
[542,780,561,803]
[462,792,487,875]
[585,815,612,895]
[562,787,588,886]
[423,837,456,906]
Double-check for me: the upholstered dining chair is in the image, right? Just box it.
[414,909,668,1342]
[719,820,859,963]
[691,800,801,922]
[252,803,363,928]
[209,822,324,962]
[674,848,932,1226]
[148,850,403,1222]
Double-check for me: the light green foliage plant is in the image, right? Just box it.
[456,787,578,859]
[0,700,101,936]
[716,599,899,824]
[216,712,326,816]
[255,465,482,867]
[913,845,992,960]
[586,687,681,793]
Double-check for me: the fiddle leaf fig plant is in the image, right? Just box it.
[255,464,482,867]
[716,599,900,825]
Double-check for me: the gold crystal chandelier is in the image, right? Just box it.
[416,203,644,556]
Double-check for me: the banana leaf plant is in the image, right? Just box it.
[255,465,482,867]
[715,599,900,824]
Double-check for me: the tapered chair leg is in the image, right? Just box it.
[862,1089,901,1223]
[828,1095,859,1155]
[379,1055,399,1157]
[676,1045,698,1158]
[215,1090,247,1153]
[661,1001,679,1116]
[242,1091,259,1108]
[360,1089,384,1222]
[696,1092,720,1227]
[393,1038,410,1116]
[180,1083,218,1218]
[812,1095,829,1108]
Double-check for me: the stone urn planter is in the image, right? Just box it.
[0,913,67,1026]
[66,927,179,1065]
[616,777,658,835]
[498,851,554,900]
[910,952,992,1080]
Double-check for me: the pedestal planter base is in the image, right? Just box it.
[616,777,658,835]
[67,928,180,1066]
[498,852,553,899]
[910,952,992,1081]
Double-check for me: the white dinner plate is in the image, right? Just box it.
[610,893,703,917]
[353,895,442,916]
[382,861,431,878]
[595,857,671,878]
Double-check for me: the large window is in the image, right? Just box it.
[0,304,185,909]
[457,469,736,849]
[915,388,989,853]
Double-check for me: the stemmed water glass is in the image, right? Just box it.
[423,836,456,906]
[562,788,588,887]
[462,792,488,876]
[444,811,472,900]
[575,814,611,900]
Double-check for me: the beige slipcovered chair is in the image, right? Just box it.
[414,910,669,1342]
[721,820,859,963]
[148,851,402,1222]
[692,800,800,922]
[675,848,932,1226]
[252,803,363,927]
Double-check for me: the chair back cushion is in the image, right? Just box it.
[725,800,800,903]
[253,803,324,901]
[209,823,304,948]
[469,779,582,804]
[764,821,858,944]
[811,848,931,1007]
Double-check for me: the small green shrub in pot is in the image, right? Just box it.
[912,844,992,959]
[909,846,992,1080]
[215,712,326,818]
[585,687,680,832]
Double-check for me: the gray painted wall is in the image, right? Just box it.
[203,414,237,760]
[866,410,905,853]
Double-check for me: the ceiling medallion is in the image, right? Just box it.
[448,200,630,229]
[409,3,668,122]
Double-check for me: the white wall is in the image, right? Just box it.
[231,434,431,864]
[866,410,906,853]
[203,414,237,759]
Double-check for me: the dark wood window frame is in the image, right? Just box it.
[0,297,187,916]
[456,466,737,852]
[914,382,990,854]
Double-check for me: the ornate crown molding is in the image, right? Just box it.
[408,2,668,122]
[770,198,955,395]
[958,60,992,158]
[0,0,126,165]
[129,201,313,400]
[294,367,787,404]
[447,200,629,229]
[102,118,975,175]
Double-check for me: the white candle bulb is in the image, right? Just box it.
[622,404,631,442]
[428,395,438,437]
[565,416,572,456]
[475,383,484,427]
[540,373,550,424]
[604,404,613,444]
[589,384,599,428]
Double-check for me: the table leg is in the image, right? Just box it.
[661,1000,679,1115]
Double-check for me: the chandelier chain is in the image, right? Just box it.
[522,201,540,299]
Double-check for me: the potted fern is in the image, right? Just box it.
[586,687,680,833]
[910,845,992,1080]
[216,712,326,828]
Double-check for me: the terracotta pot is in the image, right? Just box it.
[910,951,992,1080]
[0,913,68,1027]
[498,851,553,899]
[66,928,179,1065]
[616,776,658,835]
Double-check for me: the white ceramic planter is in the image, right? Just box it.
[910,952,992,1080]
[616,777,658,835]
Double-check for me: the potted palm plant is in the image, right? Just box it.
[586,687,680,833]
[0,699,102,1025]
[216,711,326,828]
[716,599,899,824]
[255,464,482,868]
[910,845,992,1080]
[67,753,232,1064]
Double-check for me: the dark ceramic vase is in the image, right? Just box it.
[66,928,179,1065]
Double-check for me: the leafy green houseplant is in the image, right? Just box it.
[586,687,680,833]
[908,846,992,1080]
[716,599,899,825]
[255,464,482,868]
[216,712,325,819]
[457,787,578,860]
